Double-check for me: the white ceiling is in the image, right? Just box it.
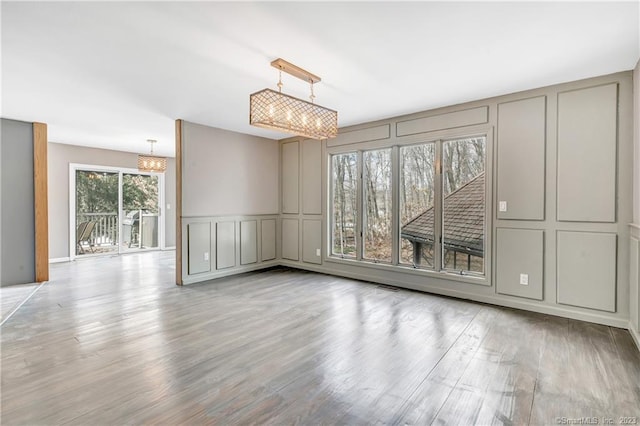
[2,1,639,157]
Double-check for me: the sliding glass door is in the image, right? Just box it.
[121,173,159,252]
[71,165,163,259]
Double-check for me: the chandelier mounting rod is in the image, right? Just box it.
[270,58,321,84]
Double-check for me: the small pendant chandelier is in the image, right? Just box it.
[250,58,338,140]
[138,139,167,173]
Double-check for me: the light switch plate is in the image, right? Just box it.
[316,248,321,257]
[499,201,508,212]
[519,273,529,285]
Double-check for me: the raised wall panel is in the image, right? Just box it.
[216,221,236,270]
[557,231,617,312]
[261,219,276,261]
[557,84,617,222]
[240,220,257,265]
[396,106,488,137]
[187,222,211,275]
[282,142,299,214]
[496,228,543,300]
[302,220,322,265]
[282,219,299,261]
[302,139,322,215]
[497,97,546,220]
[327,124,390,147]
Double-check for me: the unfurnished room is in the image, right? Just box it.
[1,1,639,424]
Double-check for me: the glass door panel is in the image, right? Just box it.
[121,173,159,252]
[75,170,119,256]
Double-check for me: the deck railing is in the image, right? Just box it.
[77,212,118,246]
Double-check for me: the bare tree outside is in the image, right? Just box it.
[331,153,357,257]
[363,149,392,262]
[399,143,436,266]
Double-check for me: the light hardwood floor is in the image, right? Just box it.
[1,251,639,424]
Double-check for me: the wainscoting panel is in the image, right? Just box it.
[282,219,299,261]
[261,219,276,261]
[557,230,617,312]
[182,215,279,284]
[327,124,390,147]
[496,228,544,300]
[216,221,236,270]
[302,139,322,215]
[187,222,211,275]
[497,96,546,220]
[557,84,617,222]
[240,220,257,265]
[302,220,322,265]
[396,106,488,137]
[282,142,299,214]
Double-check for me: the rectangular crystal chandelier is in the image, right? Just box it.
[250,59,338,140]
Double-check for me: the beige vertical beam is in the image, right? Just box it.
[175,119,183,285]
[33,122,49,282]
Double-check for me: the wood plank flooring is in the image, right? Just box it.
[1,251,639,424]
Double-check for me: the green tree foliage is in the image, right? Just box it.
[76,171,158,214]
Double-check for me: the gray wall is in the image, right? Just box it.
[1,118,35,286]
[179,121,280,284]
[48,142,176,259]
[279,71,634,329]
[181,121,279,216]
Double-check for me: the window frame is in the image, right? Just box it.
[326,126,493,286]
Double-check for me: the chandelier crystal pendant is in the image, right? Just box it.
[250,58,338,140]
[137,139,167,173]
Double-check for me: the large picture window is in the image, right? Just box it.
[329,134,487,279]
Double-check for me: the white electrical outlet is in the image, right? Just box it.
[499,201,508,212]
[204,252,209,261]
[316,248,321,257]
[519,273,529,285]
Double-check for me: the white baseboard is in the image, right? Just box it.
[162,246,176,251]
[49,257,70,264]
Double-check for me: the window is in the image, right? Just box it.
[329,134,487,279]
[399,143,436,268]
[363,149,392,263]
[441,137,486,274]
[331,153,358,258]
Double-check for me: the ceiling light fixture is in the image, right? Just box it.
[250,58,338,140]
[138,139,167,173]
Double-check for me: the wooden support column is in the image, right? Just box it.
[33,122,49,282]
[175,119,183,285]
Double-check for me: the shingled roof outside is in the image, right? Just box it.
[401,173,485,257]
